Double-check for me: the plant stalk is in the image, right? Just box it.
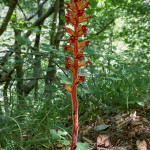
[71,23,78,150]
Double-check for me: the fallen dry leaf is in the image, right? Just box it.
[130,111,140,121]
[131,121,143,126]
[136,140,147,150]
[97,135,111,147]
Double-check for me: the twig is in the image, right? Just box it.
[96,18,115,35]
[26,0,48,21]
[17,3,27,20]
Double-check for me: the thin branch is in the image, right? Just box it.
[0,64,8,73]
[96,18,115,35]
[24,1,55,38]
[51,0,60,45]
[17,3,27,20]
[0,0,18,36]
[26,0,48,21]
[0,66,14,83]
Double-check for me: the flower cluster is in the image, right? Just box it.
[63,0,91,93]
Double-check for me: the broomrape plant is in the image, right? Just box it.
[62,0,91,149]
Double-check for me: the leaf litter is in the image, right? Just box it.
[79,105,150,150]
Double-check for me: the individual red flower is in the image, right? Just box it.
[65,57,75,73]
[65,15,71,25]
[78,60,91,68]
[77,25,88,37]
[63,45,74,52]
[75,54,85,60]
[78,41,90,49]
[78,15,91,24]
[75,76,85,85]
[82,25,88,37]
[78,0,90,10]
[78,48,84,55]
[62,83,72,93]
[62,27,75,36]
[65,2,77,13]
[77,10,85,17]
[66,10,76,25]
[68,35,77,45]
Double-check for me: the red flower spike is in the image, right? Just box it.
[78,60,91,68]
[63,45,74,52]
[75,76,85,85]
[62,84,72,93]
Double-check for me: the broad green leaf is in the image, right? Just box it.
[50,129,59,140]
[76,142,89,150]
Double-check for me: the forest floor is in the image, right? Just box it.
[79,104,150,150]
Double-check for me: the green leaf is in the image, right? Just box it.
[50,129,59,140]
[58,130,68,136]
[76,142,89,150]
[137,102,145,107]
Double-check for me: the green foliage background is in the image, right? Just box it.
[0,0,149,149]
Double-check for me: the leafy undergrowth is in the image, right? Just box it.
[2,102,150,150]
